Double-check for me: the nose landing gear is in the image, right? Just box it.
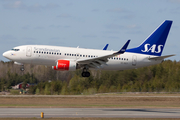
[20,64,24,71]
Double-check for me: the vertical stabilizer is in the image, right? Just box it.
[126,20,172,56]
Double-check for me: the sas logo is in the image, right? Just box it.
[141,44,163,53]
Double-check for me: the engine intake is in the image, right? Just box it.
[52,60,76,71]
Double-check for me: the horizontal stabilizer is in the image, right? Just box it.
[148,54,175,60]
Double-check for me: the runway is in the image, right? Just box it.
[0,108,180,118]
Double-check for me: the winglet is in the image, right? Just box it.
[115,40,130,54]
[103,44,109,50]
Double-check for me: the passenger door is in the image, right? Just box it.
[26,47,32,57]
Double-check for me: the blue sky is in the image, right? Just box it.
[1,0,180,61]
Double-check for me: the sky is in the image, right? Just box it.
[1,0,180,61]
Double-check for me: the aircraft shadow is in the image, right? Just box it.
[102,108,178,114]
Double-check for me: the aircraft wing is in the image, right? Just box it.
[148,54,175,60]
[77,40,130,68]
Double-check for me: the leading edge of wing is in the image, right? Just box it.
[77,40,130,65]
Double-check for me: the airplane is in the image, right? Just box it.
[3,20,175,77]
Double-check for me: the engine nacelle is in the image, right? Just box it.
[52,60,76,71]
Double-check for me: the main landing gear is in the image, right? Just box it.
[81,67,90,77]
[20,64,25,71]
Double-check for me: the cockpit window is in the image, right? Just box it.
[11,49,19,51]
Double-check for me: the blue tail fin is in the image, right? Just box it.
[126,20,172,56]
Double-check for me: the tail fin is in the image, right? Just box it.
[126,20,173,56]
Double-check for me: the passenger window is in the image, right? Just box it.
[60,53,61,55]
[80,55,82,57]
[83,55,85,57]
[49,52,51,54]
[34,51,35,53]
[52,52,53,55]
[57,53,59,55]
[39,51,41,53]
[65,53,66,55]
[47,52,48,54]
[44,52,46,54]
[54,53,56,55]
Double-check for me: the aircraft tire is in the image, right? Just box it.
[82,72,90,77]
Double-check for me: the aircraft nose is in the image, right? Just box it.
[3,51,10,59]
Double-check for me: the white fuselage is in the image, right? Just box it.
[3,45,162,71]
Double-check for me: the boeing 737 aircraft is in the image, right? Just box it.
[3,20,174,77]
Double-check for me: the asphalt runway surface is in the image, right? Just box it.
[0,108,180,118]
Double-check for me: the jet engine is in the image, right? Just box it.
[52,60,77,71]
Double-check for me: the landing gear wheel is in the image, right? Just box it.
[82,72,90,77]
[81,66,90,77]
[20,65,24,71]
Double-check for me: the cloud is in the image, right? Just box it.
[47,38,66,46]
[57,14,71,18]
[82,35,97,38]
[34,26,45,29]
[3,1,26,9]
[24,39,37,44]
[169,6,180,14]
[0,35,18,44]
[45,3,59,9]
[22,25,30,30]
[168,0,180,3]
[102,31,119,34]
[92,9,100,12]
[106,24,124,29]
[107,8,124,13]
[106,24,139,30]
[49,25,70,29]
[3,1,59,12]
[106,36,120,39]
[127,24,139,29]
[23,37,36,41]
[126,30,143,34]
